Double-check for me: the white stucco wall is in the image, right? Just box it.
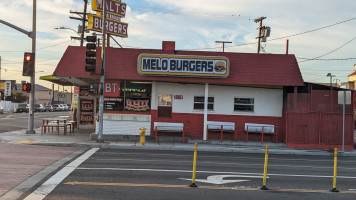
[153,82,283,117]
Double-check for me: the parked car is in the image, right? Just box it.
[53,104,65,111]
[52,104,61,111]
[0,105,3,114]
[15,104,29,113]
[44,105,54,112]
[61,104,69,111]
[34,104,44,112]
[67,104,72,111]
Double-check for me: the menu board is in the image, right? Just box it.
[80,99,94,125]
[104,98,124,111]
[124,98,150,112]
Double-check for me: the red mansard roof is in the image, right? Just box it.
[54,46,304,86]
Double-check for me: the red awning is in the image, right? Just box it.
[54,46,304,87]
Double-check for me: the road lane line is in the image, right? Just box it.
[76,167,356,179]
[63,181,356,194]
[12,140,39,144]
[24,148,99,200]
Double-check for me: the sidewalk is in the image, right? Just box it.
[1,128,356,157]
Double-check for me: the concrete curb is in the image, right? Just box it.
[27,141,355,157]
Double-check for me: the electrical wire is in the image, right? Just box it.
[298,35,356,63]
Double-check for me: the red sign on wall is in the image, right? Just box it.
[104,80,120,97]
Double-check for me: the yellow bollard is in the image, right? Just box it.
[190,143,198,187]
[139,127,146,146]
[330,148,339,192]
[261,145,269,190]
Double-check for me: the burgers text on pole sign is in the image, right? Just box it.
[137,54,230,78]
[92,0,126,18]
[87,14,128,37]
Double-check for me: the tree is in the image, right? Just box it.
[5,92,28,103]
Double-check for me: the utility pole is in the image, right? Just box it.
[80,0,88,47]
[97,0,108,142]
[327,73,335,87]
[254,16,266,54]
[215,41,232,52]
[26,0,36,134]
[0,56,2,80]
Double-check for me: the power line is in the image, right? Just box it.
[297,57,356,61]
[299,35,356,63]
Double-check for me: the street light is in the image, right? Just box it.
[54,27,79,35]
[327,73,335,87]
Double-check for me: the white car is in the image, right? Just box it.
[0,105,3,114]
[52,104,63,111]
[61,104,69,111]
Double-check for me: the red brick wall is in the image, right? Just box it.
[151,110,282,142]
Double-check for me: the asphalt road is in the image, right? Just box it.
[0,111,71,133]
[21,148,356,200]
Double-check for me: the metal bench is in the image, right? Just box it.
[207,121,236,142]
[153,122,184,144]
[244,123,277,143]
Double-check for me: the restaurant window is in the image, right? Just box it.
[234,98,254,112]
[193,96,214,111]
[158,94,172,118]
[104,80,152,112]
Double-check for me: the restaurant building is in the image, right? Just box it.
[48,41,354,149]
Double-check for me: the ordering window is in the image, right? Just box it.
[193,96,214,111]
[234,98,254,112]
[158,94,172,118]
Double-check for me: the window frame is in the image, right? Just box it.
[193,96,214,111]
[233,97,255,112]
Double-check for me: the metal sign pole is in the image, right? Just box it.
[97,0,107,142]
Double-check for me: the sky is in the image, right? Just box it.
[1,0,356,90]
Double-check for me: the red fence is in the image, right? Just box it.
[286,112,354,150]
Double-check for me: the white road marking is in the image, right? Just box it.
[77,167,356,179]
[180,175,267,185]
[24,148,99,200]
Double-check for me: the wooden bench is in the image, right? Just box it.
[244,123,277,143]
[206,121,236,142]
[154,122,184,144]
[41,119,68,135]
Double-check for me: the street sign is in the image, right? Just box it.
[92,0,127,18]
[87,14,128,37]
[4,80,11,97]
[338,91,351,104]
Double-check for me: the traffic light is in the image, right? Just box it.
[23,52,35,76]
[85,35,97,73]
[22,82,31,93]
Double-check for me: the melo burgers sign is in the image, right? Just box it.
[138,54,230,78]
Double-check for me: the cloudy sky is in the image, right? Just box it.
[1,0,356,90]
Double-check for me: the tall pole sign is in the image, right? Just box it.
[88,0,129,142]
[88,0,128,37]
